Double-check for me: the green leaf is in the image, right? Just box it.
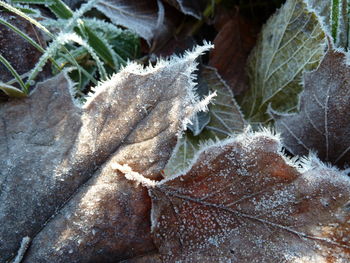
[238,0,326,124]
[164,66,246,176]
[0,82,27,98]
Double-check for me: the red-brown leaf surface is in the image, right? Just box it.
[149,131,350,262]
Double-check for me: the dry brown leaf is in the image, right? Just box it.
[148,131,350,262]
[0,44,213,262]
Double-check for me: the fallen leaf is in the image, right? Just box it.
[0,43,213,262]
[149,131,350,262]
[209,9,258,95]
[164,66,246,176]
[272,46,350,168]
[95,0,170,45]
[239,0,326,123]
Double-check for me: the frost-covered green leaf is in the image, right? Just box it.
[164,66,246,176]
[239,0,326,124]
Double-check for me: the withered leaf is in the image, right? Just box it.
[95,0,170,45]
[0,44,213,262]
[272,46,350,168]
[149,131,350,262]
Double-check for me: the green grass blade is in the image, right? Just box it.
[0,17,45,53]
[331,0,340,42]
[0,1,53,37]
[0,17,60,70]
[48,0,73,19]
[11,0,73,18]
[0,54,28,93]
[11,0,55,4]
[0,82,27,98]
[82,24,118,68]
[14,5,42,15]
[59,52,98,85]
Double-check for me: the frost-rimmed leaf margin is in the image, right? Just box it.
[116,127,347,189]
[85,41,215,132]
[145,128,350,262]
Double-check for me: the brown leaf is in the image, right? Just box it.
[0,44,213,262]
[209,10,258,95]
[272,46,350,168]
[149,131,350,262]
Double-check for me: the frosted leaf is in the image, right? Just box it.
[95,0,169,45]
[164,66,246,176]
[0,43,212,262]
[150,131,350,262]
[272,46,350,168]
[239,0,326,123]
